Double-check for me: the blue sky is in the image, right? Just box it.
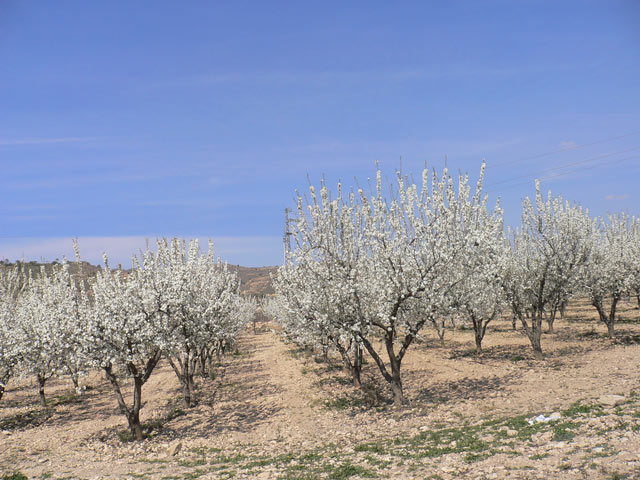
[1,1,639,266]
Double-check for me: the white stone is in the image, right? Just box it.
[599,394,625,407]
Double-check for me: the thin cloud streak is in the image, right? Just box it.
[0,137,98,146]
[605,194,630,201]
[157,63,594,89]
[5,171,196,190]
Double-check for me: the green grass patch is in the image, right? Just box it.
[323,396,370,411]
[1,473,28,480]
[326,462,377,479]
[552,421,579,441]
[562,401,604,418]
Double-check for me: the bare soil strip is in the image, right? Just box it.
[1,302,640,479]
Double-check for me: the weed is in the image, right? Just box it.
[178,457,207,467]
[552,421,579,441]
[323,396,370,411]
[529,453,550,460]
[463,452,491,463]
[1,474,28,480]
[354,442,386,454]
[50,392,82,406]
[326,461,377,479]
[562,401,604,418]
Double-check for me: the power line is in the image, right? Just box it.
[488,129,640,169]
[487,157,640,196]
[485,147,640,190]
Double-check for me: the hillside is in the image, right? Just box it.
[0,261,277,298]
[226,265,278,297]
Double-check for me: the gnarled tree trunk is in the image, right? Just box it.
[592,294,620,339]
[37,374,47,407]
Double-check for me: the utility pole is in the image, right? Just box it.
[283,207,292,263]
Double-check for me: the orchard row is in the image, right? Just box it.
[266,163,640,405]
[0,239,256,440]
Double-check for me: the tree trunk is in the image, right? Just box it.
[129,377,144,441]
[37,374,47,407]
[560,301,567,319]
[593,295,619,339]
[103,356,159,442]
[359,334,408,406]
[0,371,10,402]
[199,351,208,377]
[385,337,407,406]
[168,357,196,408]
[70,371,81,394]
[546,308,556,334]
[474,330,483,354]
[520,310,544,360]
[531,336,543,360]
[431,318,446,347]
[335,339,362,387]
[471,315,489,354]
[182,381,193,408]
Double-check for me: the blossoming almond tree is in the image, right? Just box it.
[86,253,163,441]
[582,214,637,338]
[449,187,507,353]
[12,261,89,406]
[502,181,593,359]
[0,265,24,402]
[280,163,501,405]
[148,238,244,407]
[628,220,640,309]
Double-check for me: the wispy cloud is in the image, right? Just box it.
[4,171,192,190]
[0,137,97,146]
[155,63,592,89]
[558,141,578,150]
[284,137,525,165]
[605,194,630,201]
[208,176,234,186]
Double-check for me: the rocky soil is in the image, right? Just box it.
[1,298,639,479]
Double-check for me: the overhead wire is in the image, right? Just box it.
[488,129,640,169]
[485,146,640,191]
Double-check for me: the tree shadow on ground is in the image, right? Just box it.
[447,344,538,362]
[0,382,125,433]
[147,340,285,440]
[413,374,516,407]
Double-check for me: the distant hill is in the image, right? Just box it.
[0,260,101,281]
[0,261,277,298]
[226,264,278,297]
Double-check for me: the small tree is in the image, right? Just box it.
[629,220,640,309]
[86,253,163,441]
[582,214,636,337]
[446,182,506,353]
[503,181,592,359]
[0,265,24,402]
[147,239,242,408]
[12,261,88,406]
[280,163,500,404]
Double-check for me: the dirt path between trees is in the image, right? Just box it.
[1,306,640,479]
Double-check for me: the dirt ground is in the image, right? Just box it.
[1,297,639,479]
